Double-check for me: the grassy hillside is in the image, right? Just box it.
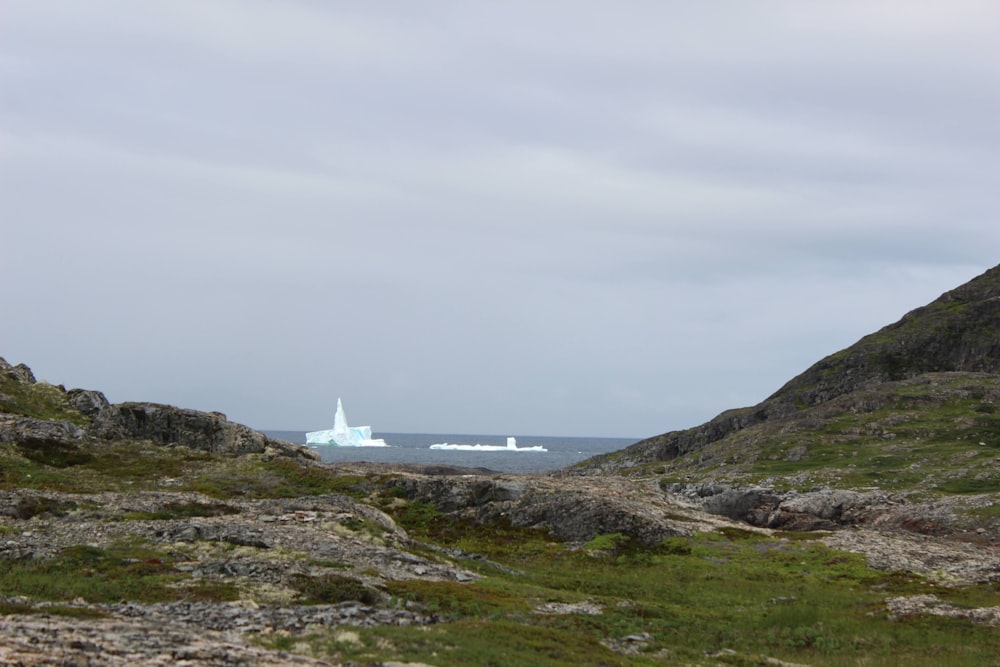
[729,373,999,495]
[580,263,1000,475]
[592,372,1000,498]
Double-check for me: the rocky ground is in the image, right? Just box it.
[1,463,999,666]
[2,356,999,665]
[0,482,448,666]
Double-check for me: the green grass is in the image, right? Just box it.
[333,619,621,667]
[384,577,533,618]
[121,501,240,521]
[964,502,1000,520]
[0,376,89,425]
[291,572,380,605]
[16,438,94,468]
[0,438,369,500]
[185,458,370,499]
[0,439,217,492]
[0,542,239,604]
[289,525,1000,666]
[0,445,79,490]
[5,509,994,666]
[391,504,563,564]
[936,477,1000,494]
[0,599,107,619]
[653,376,1000,494]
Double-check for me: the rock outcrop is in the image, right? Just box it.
[89,401,313,459]
[66,387,111,418]
[0,357,316,462]
[668,483,900,531]
[0,414,87,447]
[381,473,715,546]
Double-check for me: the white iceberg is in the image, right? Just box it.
[429,437,547,452]
[306,398,388,447]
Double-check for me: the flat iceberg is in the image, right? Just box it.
[429,437,547,452]
[306,399,388,447]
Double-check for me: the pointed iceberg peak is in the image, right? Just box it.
[333,398,350,439]
[306,398,388,447]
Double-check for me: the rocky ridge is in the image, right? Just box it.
[581,263,1000,469]
[0,359,315,463]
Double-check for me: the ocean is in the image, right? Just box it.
[261,431,638,474]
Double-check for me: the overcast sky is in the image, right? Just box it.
[2,1,998,438]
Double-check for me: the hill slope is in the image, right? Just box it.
[578,263,1000,473]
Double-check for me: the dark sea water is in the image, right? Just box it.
[261,431,638,474]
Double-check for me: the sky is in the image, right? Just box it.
[2,1,999,438]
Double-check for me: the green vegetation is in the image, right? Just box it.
[647,374,1000,494]
[0,599,107,619]
[291,572,379,605]
[297,522,1000,666]
[121,501,240,521]
[3,362,999,664]
[16,437,94,468]
[5,495,78,519]
[0,542,239,604]
[0,437,370,499]
[0,375,89,425]
[0,438,216,492]
[391,504,562,564]
[186,458,370,499]
[583,532,630,553]
[332,620,614,667]
[936,477,1000,494]
[2,430,998,664]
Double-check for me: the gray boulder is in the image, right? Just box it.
[66,388,111,419]
[677,483,895,531]
[0,414,87,445]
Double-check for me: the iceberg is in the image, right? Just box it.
[429,437,547,452]
[306,399,388,447]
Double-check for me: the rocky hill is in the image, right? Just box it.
[577,262,1000,472]
[0,360,316,463]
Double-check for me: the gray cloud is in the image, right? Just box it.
[2,1,998,437]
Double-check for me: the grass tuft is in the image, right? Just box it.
[292,573,379,605]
